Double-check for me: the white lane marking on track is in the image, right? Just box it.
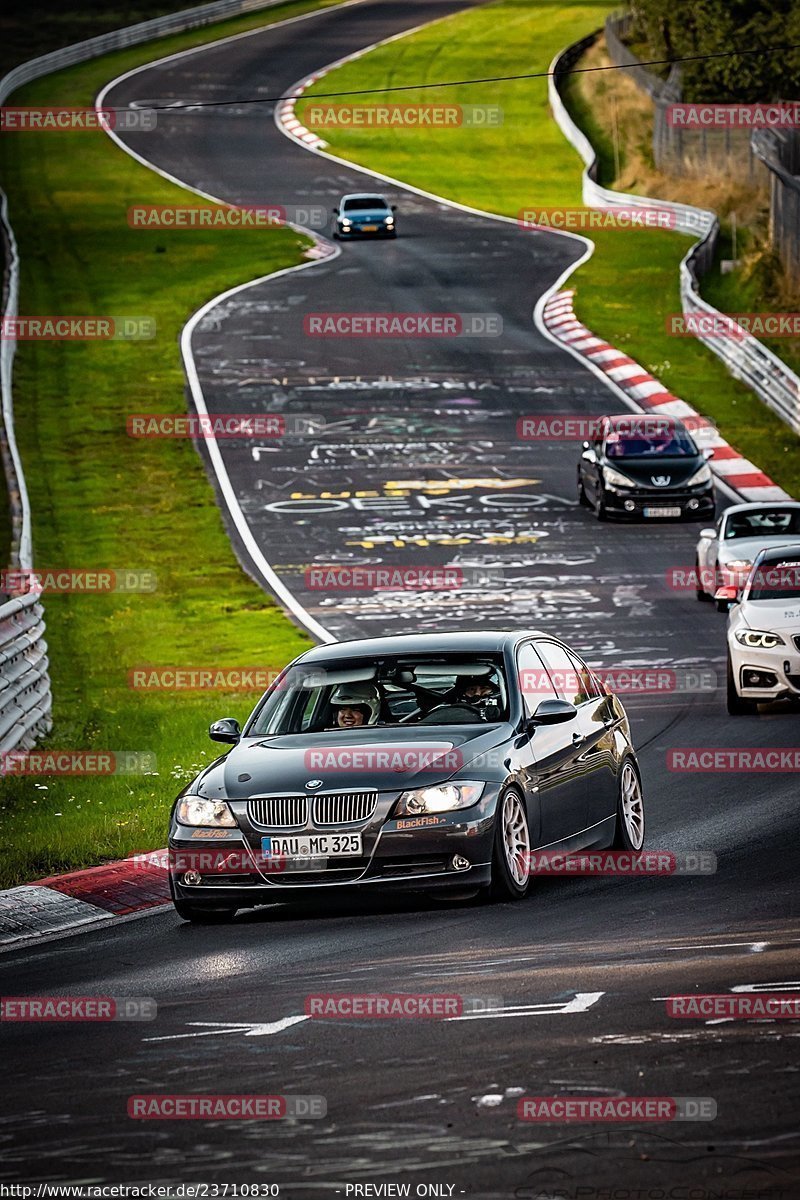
[144,994,604,1040]
[662,941,792,953]
[144,1014,309,1041]
[446,991,605,1021]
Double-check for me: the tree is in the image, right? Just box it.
[625,0,800,101]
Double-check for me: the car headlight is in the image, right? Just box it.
[340,218,351,227]
[385,216,394,224]
[684,463,712,487]
[176,797,237,827]
[393,781,485,816]
[603,466,636,489]
[723,559,752,573]
[734,629,785,648]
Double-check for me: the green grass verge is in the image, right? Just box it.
[0,0,350,888]
[297,0,800,495]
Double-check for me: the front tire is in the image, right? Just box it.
[611,759,645,850]
[726,655,758,715]
[695,557,710,601]
[489,788,531,901]
[578,475,590,507]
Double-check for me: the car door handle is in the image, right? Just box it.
[572,731,583,744]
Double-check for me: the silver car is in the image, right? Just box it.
[695,501,800,609]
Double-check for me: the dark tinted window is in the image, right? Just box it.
[343,196,387,211]
[746,559,800,602]
[517,643,556,716]
[605,428,696,458]
[536,642,591,706]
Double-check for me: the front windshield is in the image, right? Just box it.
[249,655,509,736]
[745,559,800,602]
[724,509,800,540]
[343,196,387,211]
[605,428,696,458]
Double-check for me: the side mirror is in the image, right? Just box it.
[209,717,241,744]
[331,207,339,215]
[714,585,739,613]
[699,527,716,540]
[527,698,578,729]
[391,205,397,212]
[582,440,591,451]
[702,447,715,460]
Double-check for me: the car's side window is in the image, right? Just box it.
[568,649,604,700]
[299,688,321,732]
[536,642,589,706]
[516,643,557,716]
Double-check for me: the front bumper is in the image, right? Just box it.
[169,785,500,907]
[729,637,800,702]
[336,223,396,238]
[603,483,715,520]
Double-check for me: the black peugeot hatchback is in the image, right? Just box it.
[168,631,645,922]
[577,413,716,522]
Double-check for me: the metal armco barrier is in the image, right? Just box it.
[0,190,51,752]
[0,592,51,750]
[548,34,800,440]
[0,0,305,753]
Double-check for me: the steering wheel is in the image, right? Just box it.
[415,703,482,725]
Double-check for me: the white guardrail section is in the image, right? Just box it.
[548,34,800,439]
[0,0,296,752]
